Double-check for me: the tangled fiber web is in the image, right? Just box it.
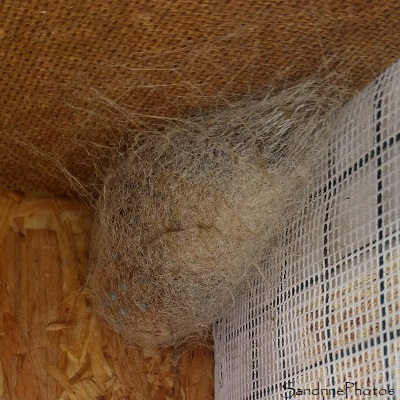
[88,77,347,347]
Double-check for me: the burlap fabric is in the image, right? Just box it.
[0,0,399,194]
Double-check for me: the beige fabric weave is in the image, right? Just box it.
[0,0,400,194]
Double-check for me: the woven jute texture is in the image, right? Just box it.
[1,0,400,194]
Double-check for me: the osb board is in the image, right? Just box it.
[0,192,214,400]
[1,0,400,194]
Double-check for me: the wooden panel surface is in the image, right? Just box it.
[0,192,214,399]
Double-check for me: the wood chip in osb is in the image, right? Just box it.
[0,193,214,400]
[0,191,22,244]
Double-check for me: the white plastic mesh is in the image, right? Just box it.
[214,60,400,399]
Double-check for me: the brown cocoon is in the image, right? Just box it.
[88,78,347,347]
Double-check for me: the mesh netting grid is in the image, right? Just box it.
[214,60,400,399]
